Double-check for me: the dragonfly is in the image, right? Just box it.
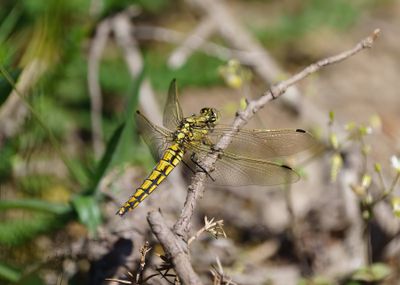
[117,79,315,216]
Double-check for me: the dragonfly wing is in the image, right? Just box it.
[136,111,173,161]
[212,153,299,186]
[163,79,184,129]
[184,143,299,186]
[205,127,317,160]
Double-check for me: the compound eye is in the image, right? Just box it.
[200,108,208,114]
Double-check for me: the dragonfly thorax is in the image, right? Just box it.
[173,107,219,144]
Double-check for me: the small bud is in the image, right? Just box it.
[351,184,366,197]
[369,114,382,130]
[365,193,373,205]
[362,209,372,220]
[329,133,339,150]
[362,174,372,188]
[391,197,400,218]
[239,97,247,110]
[330,153,343,182]
[219,59,252,89]
[362,145,371,156]
[329,111,335,124]
[374,163,382,173]
[345,122,356,132]
[359,125,372,136]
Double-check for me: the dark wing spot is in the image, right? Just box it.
[281,164,293,170]
[295,129,306,133]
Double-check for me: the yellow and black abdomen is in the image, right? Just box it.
[117,143,184,216]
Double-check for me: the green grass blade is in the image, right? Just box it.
[71,195,101,236]
[0,199,71,215]
[0,214,62,246]
[88,121,126,195]
[0,65,88,186]
[87,68,145,195]
[112,67,145,164]
[0,262,21,283]
[0,5,21,45]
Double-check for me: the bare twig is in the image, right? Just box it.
[111,11,162,125]
[136,241,151,284]
[88,18,111,158]
[168,16,216,69]
[147,210,203,285]
[210,257,237,285]
[134,25,256,64]
[187,217,226,246]
[173,29,381,239]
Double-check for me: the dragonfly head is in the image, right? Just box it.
[200,107,220,125]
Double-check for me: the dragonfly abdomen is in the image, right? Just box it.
[117,143,184,216]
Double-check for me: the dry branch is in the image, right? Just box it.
[168,16,216,69]
[87,18,111,158]
[111,11,163,125]
[148,210,203,285]
[134,25,255,64]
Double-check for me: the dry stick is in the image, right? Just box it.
[111,12,163,125]
[173,29,381,238]
[87,19,111,159]
[168,16,216,69]
[148,210,203,285]
[134,25,256,64]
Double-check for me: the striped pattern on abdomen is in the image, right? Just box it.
[117,143,183,216]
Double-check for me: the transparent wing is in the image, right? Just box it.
[202,126,316,160]
[163,79,184,129]
[136,111,174,161]
[213,154,299,186]
[184,143,299,186]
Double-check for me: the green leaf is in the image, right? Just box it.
[351,262,391,282]
[0,68,20,106]
[0,5,21,44]
[87,122,126,195]
[113,67,146,162]
[17,273,44,285]
[87,68,145,195]
[71,195,101,236]
[0,262,21,282]
[0,214,61,246]
[147,52,223,91]
[0,199,71,215]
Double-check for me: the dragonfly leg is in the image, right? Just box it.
[201,138,223,159]
[181,159,196,174]
[190,153,216,181]
[210,145,223,159]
